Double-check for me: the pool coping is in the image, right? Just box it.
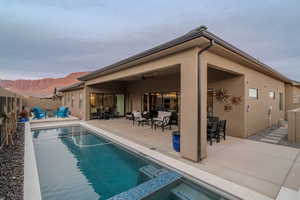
[24,122,42,200]
[29,121,274,200]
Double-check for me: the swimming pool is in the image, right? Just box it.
[32,126,230,200]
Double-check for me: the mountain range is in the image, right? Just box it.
[0,72,88,98]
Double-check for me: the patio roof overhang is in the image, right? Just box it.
[78,25,294,84]
[58,81,85,92]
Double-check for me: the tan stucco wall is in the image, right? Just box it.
[202,51,285,137]
[0,87,18,97]
[208,75,246,137]
[287,108,300,143]
[62,89,84,119]
[285,84,300,119]
[80,45,288,161]
[24,96,61,111]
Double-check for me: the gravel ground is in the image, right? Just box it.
[0,123,25,200]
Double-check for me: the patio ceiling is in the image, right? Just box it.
[208,66,241,83]
[110,64,180,82]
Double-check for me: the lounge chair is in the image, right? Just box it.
[54,106,69,118]
[32,107,47,120]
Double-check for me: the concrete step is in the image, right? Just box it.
[171,183,214,200]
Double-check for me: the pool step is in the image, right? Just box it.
[108,171,182,200]
[139,165,169,179]
[171,183,214,200]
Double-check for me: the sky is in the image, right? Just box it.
[0,0,299,80]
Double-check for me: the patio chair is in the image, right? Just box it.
[54,106,69,118]
[169,112,178,126]
[32,107,47,120]
[152,111,172,129]
[207,120,219,145]
[208,116,219,123]
[218,120,227,140]
[132,112,147,126]
[126,112,133,120]
[140,111,151,125]
[154,115,171,132]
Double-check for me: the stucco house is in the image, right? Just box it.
[285,81,300,117]
[60,26,299,162]
[59,81,85,119]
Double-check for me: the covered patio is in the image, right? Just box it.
[83,59,248,161]
[86,118,300,199]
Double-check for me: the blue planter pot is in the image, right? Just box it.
[172,131,180,152]
[19,117,29,122]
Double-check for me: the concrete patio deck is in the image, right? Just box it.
[87,118,300,199]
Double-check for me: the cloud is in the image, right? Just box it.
[0,0,300,80]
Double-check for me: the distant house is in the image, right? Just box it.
[60,25,300,161]
[59,82,84,119]
[0,86,23,115]
[0,86,18,98]
[285,81,300,118]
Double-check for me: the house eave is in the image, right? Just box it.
[78,26,295,84]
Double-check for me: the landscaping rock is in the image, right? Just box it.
[0,123,25,200]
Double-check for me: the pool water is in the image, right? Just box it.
[32,126,229,200]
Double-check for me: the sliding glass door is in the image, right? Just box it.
[90,93,125,117]
[116,94,125,116]
[143,92,179,112]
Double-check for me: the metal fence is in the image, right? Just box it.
[0,95,23,147]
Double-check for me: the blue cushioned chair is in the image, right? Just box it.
[32,107,47,120]
[54,106,69,118]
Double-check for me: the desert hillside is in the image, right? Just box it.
[0,72,88,97]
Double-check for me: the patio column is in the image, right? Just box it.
[83,85,91,121]
[198,55,208,160]
[180,49,203,162]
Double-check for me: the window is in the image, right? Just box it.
[71,94,74,107]
[249,88,258,99]
[79,93,83,109]
[89,93,125,118]
[67,93,71,104]
[162,92,178,111]
[279,93,283,111]
[90,93,96,107]
[143,93,149,111]
[146,92,179,112]
[269,91,275,99]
